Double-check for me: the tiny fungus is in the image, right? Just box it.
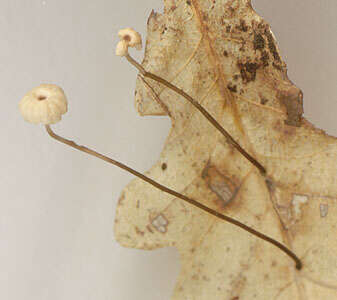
[19,84,67,125]
[116,27,142,56]
[19,28,302,271]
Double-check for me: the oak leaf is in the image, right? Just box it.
[114,0,337,298]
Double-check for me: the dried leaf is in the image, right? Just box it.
[114,0,337,298]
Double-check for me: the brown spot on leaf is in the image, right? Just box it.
[265,28,281,62]
[260,97,268,105]
[202,165,239,208]
[278,85,304,127]
[227,83,237,93]
[261,51,269,67]
[272,62,283,71]
[161,163,167,170]
[238,62,259,83]
[236,19,248,32]
[253,33,265,50]
[246,62,258,75]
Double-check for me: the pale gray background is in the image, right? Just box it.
[1,1,336,299]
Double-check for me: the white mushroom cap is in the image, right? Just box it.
[19,84,68,125]
[115,40,129,57]
[118,28,142,49]
[116,28,142,56]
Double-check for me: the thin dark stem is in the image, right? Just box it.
[125,54,266,176]
[45,125,302,270]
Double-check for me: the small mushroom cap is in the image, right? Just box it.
[118,27,142,50]
[19,84,68,125]
[115,40,129,57]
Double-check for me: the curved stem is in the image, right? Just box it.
[125,54,266,176]
[45,125,302,270]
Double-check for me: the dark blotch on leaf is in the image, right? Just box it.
[253,33,265,50]
[261,51,269,67]
[260,97,268,105]
[227,83,237,93]
[238,62,259,83]
[265,29,281,62]
[237,19,248,32]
